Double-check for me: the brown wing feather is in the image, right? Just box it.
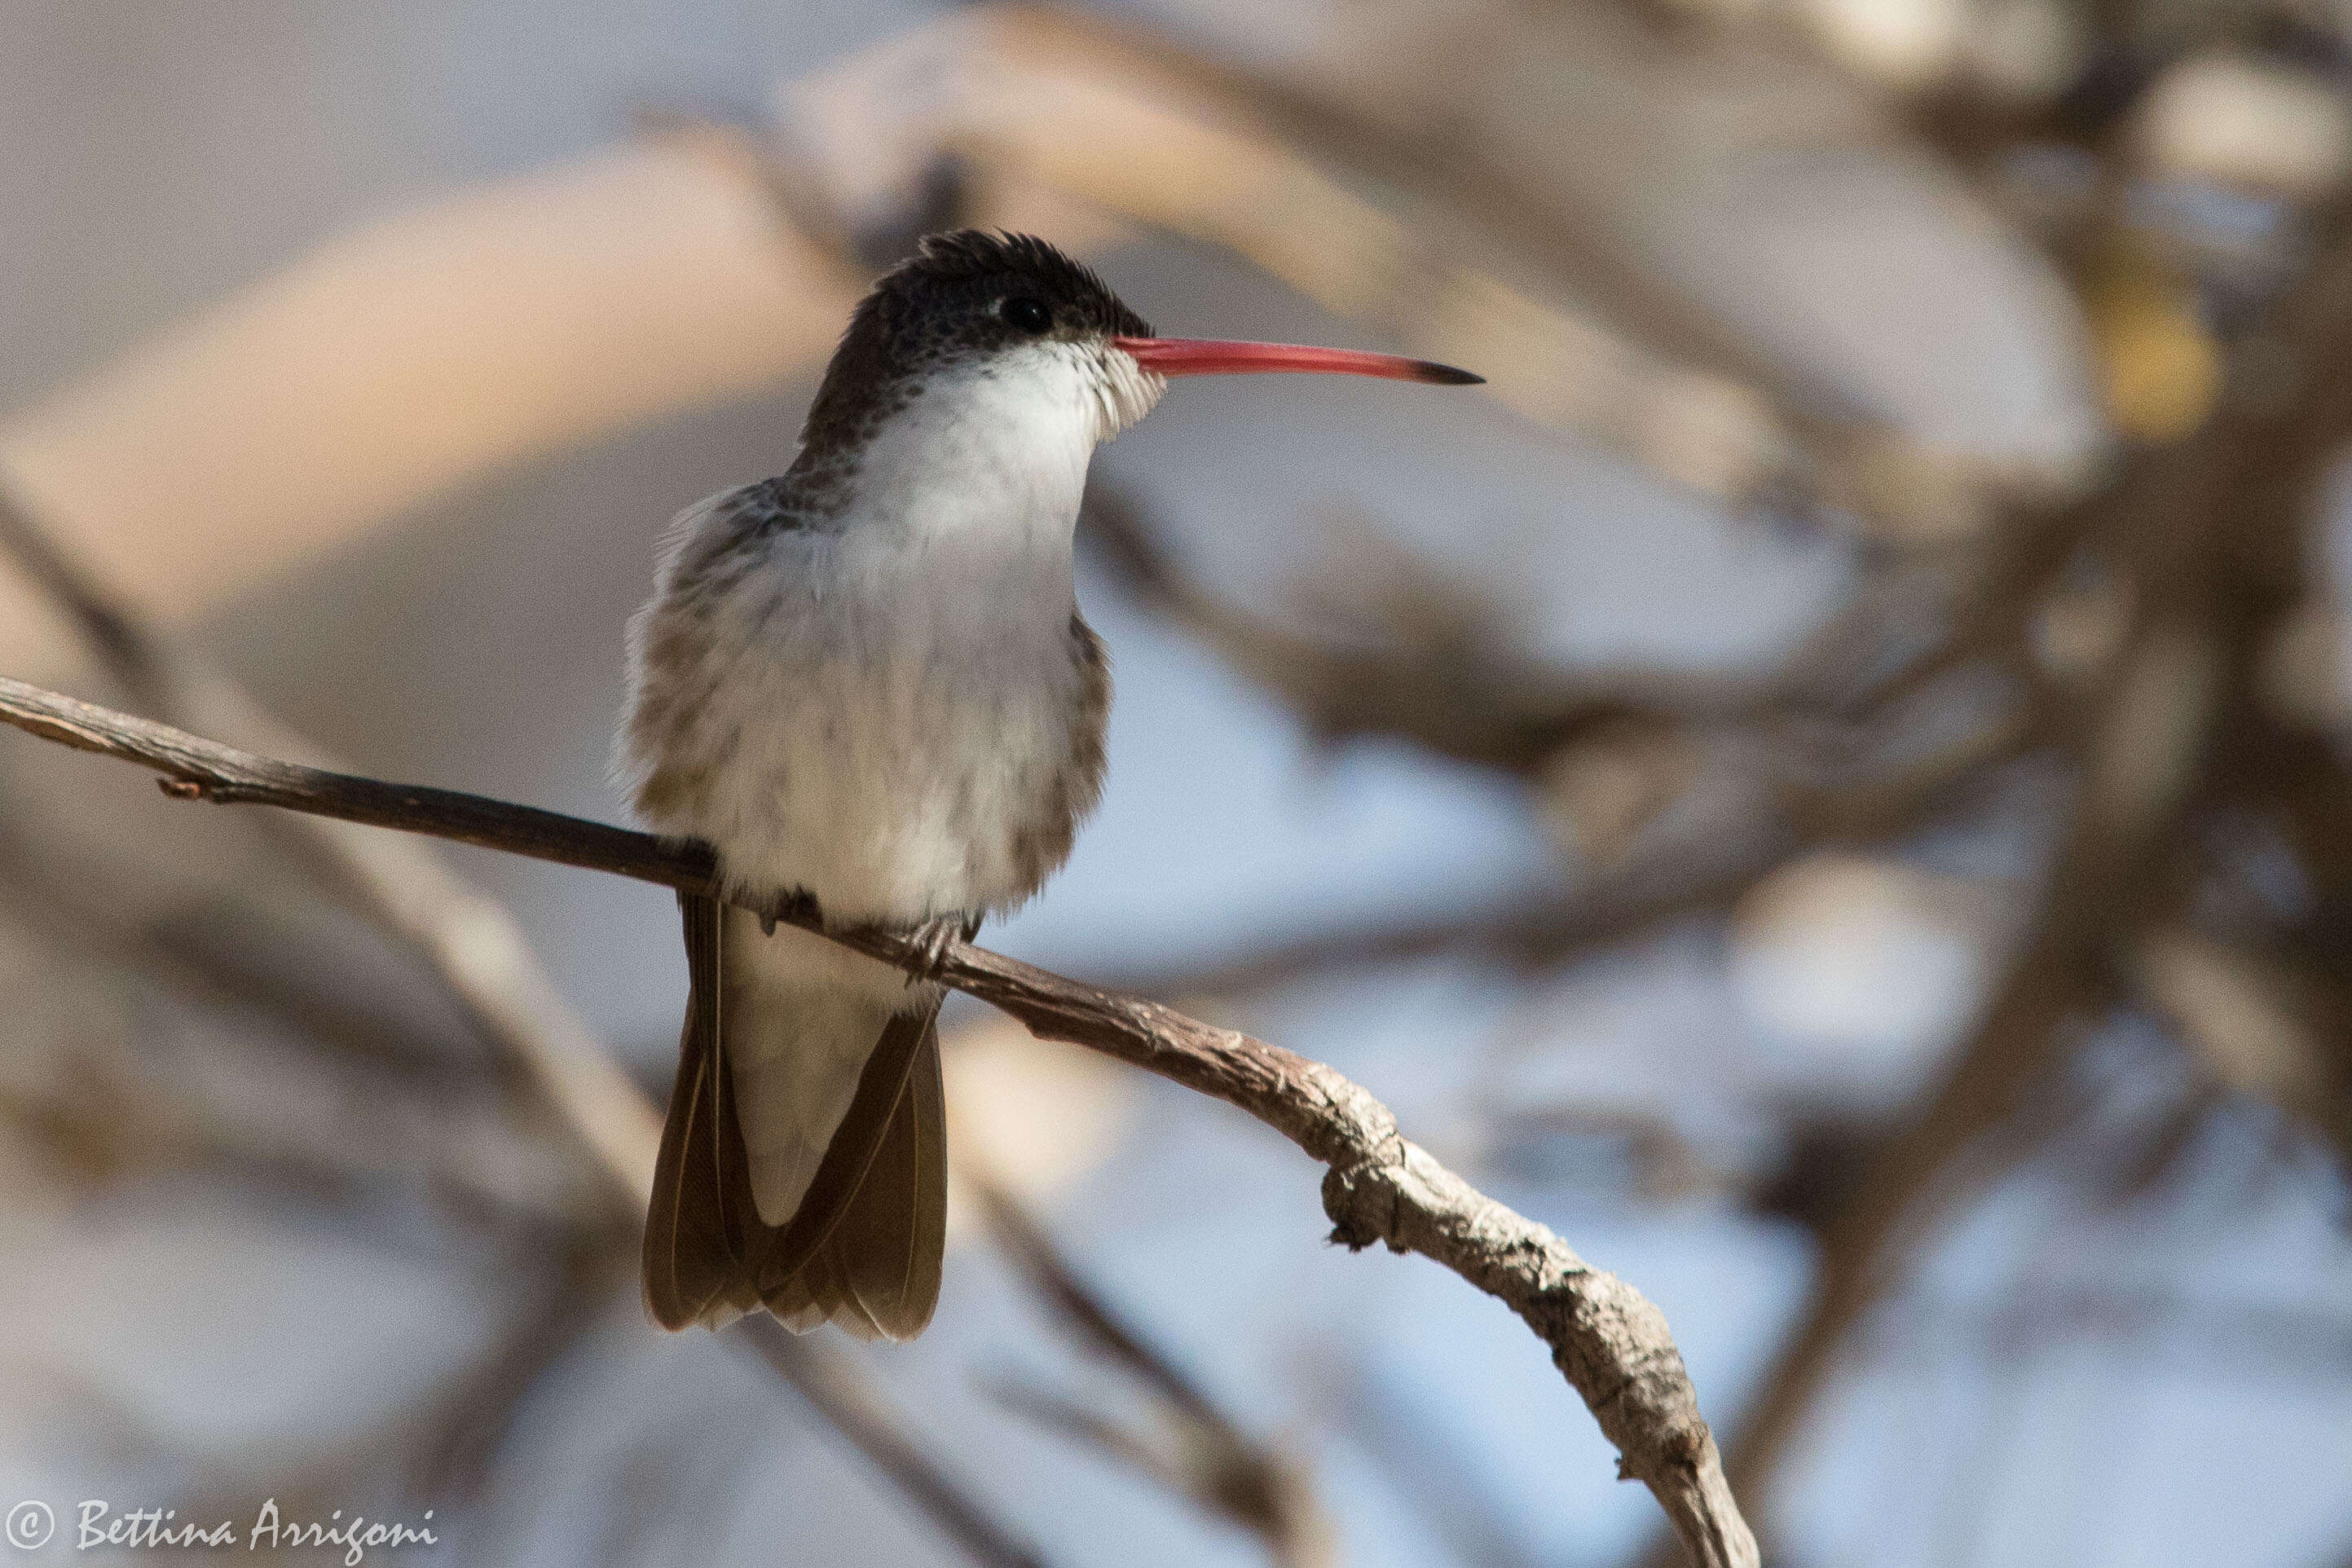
[645,892,765,1329]
[823,1020,948,1341]
[751,1000,935,1297]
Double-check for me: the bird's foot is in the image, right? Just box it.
[756,888,821,938]
[899,912,981,985]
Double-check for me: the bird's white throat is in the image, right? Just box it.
[840,341,1165,556]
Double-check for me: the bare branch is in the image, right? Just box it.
[0,674,1757,1568]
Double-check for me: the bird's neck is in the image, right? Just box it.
[799,361,1103,566]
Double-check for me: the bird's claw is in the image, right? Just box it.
[901,913,980,985]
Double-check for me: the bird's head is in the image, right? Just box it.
[794,231,1479,474]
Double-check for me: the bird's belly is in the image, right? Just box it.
[690,641,1096,927]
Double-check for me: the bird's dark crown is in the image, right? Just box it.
[869,231,1152,345]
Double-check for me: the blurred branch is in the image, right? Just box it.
[1014,2,2103,535]
[407,1240,632,1508]
[1885,1279,2352,1374]
[2133,924,2352,1165]
[0,485,661,1197]
[1086,879,1762,1002]
[1332,1353,1554,1568]
[1083,480,2056,845]
[973,1173,1333,1567]
[980,1376,1213,1515]
[1717,573,2203,1519]
[1080,483,1742,775]
[1718,200,2352,1521]
[0,830,486,1086]
[1002,5,1876,496]
[0,676,1758,1568]
[734,1318,1048,1568]
[1076,476,2041,1012]
[0,128,863,673]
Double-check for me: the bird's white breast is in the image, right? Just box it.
[621,341,1144,927]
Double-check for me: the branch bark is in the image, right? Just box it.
[0,673,1758,1568]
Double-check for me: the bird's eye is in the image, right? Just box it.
[1001,297,1053,333]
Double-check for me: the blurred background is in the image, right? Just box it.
[4,0,2352,1563]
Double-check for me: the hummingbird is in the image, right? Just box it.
[618,231,1478,1339]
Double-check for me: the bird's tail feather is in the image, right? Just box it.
[644,892,945,1340]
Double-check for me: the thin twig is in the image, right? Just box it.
[0,675,1758,1568]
